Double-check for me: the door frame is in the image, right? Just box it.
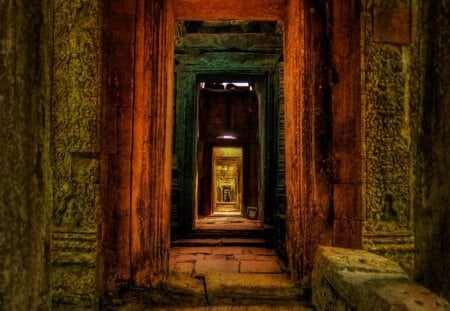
[103,0,361,289]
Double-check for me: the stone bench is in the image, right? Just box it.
[312,246,449,311]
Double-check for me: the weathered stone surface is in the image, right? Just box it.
[363,231,414,275]
[173,0,286,21]
[205,272,300,304]
[415,0,450,301]
[240,260,283,274]
[362,0,423,275]
[176,33,283,54]
[312,246,449,311]
[128,0,174,287]
[195,259,240,274]
[0,0,52,309]
[51,0,102,308]
[176,254,206,262]
[373,8,412,45]
[105,270,311,309]
[178,247,214,255]
[3,0,450,308]
[173,262,196,273]
[249,247,278,256]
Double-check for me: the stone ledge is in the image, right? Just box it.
[312,246,449,311]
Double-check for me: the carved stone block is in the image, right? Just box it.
[373,8,411,45]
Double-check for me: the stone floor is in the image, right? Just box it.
[170,246,285,274]
[108,246,312,310]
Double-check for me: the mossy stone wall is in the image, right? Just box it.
[415,0,450,301]
[0,0,52,309]
[361,0,422,274]
[51,0,102,309]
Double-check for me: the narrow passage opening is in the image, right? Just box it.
[171,21,286,269]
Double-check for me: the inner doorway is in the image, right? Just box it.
[212,147,243,215]
[195,79,261,227]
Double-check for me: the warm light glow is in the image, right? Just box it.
[217,134,237,140]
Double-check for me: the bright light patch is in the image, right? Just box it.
[222,82,250,89]
[217,134,237,140]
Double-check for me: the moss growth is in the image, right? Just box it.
[0,0,52,309]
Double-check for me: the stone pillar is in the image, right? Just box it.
[102,0,136,290]
[361,0,420,275]
[51,0,102,308]
[174,71,196,238]
[330,0,362,248]
[130,0,174,287]
[284,0,310,284]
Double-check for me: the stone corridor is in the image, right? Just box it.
[2,0,450,310]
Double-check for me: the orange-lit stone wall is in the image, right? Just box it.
[329,0,362,248]
[103,0,174,289]
[102,0,136,290]
[285,0,362,286]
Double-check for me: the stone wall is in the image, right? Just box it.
[0,0,52,310]
[102,0,136,291]
[361,0,421,275]
[51,0,102,308]
[414,0,450,301]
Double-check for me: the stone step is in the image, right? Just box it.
[364,243,415,253]
[191,229,265,239]
[171,238,266,247]
[150,304,312,310]
[118,303,312,310]
[105,272,311,310]
[364,236,414,244]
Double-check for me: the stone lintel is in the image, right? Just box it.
[175,52,281,72]
[176,33,282,53]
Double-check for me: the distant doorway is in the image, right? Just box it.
[212,147,243,215]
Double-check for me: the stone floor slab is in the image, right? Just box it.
[195,259,240,274]
[249,248,277,256]
[240,260,283,274]
[173,262,195,273]
[175,254,205,262]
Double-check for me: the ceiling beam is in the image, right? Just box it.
[176,33,283,53]
[173,0,286,21]
[175,53,280,71]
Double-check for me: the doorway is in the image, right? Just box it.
[195,78,262,224]
[212,147,243,215]
[172,20,283,239]
[102,0,362,289]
